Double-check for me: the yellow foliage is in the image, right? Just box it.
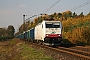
[62,15,90,44]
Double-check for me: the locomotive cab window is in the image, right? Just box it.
[53,23,60,28]
[46,23,52,28]
[46,22,60,28]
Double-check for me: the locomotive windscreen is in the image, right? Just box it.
[46,22,60,28]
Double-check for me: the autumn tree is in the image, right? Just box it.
[87,12,90,15]
[62,12,90,45]
[72,12,77,18]
[58,12,62,18]
[49,15,54,20]
[62,10,72,19]
[79,12,84,17]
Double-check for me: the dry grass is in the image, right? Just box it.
[0,38,54,60]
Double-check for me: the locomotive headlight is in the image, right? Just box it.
[46,35,49,36]
[58,34,60,36]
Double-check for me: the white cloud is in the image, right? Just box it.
[19,4,26,7]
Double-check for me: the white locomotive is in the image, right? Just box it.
[35,21,62,46]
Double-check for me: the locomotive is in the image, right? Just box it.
[16,20,62,46]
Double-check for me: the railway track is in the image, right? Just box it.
[25,40,90,60]
[70,46,90,52]
[30,44,90,60]
[58,46,90,60]
[41,46,90,60]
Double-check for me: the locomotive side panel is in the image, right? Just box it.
[35,23,44,41]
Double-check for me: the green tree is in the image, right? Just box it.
[7,25,15,39]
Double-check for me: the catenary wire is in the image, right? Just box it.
[44,0,61,14]
[28,0,90,19]
[70,0,90,11]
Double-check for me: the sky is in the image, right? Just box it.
[0,0,90,32]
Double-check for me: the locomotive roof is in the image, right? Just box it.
[35,20,61,26]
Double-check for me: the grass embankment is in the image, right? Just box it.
[0,38,54,60]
